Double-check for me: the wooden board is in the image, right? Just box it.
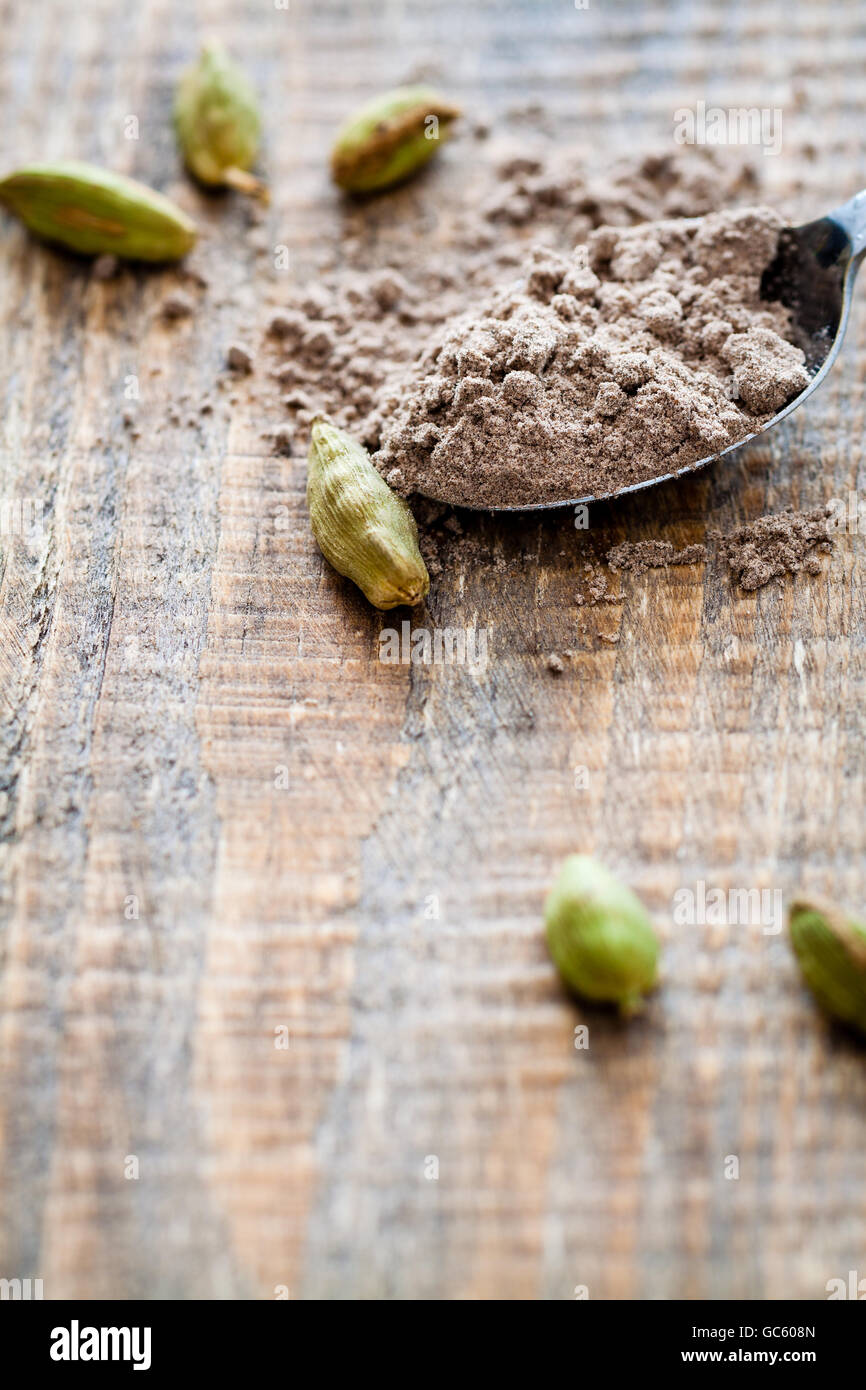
[1,0,865,1300]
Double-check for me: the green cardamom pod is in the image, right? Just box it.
[545,856,660,1015]
[331,86,461,193]
[174,41,266,200]
[789,898,866,1037]
[307,418,430,610]
[0,162,197,261]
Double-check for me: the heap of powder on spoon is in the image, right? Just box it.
[368,205,809,508]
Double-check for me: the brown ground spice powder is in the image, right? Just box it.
[607,540,707,574]
[260,147,764,463]
[370,205,809,508]
[716,508,833,590]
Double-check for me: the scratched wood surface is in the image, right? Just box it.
[1,0,865,1301]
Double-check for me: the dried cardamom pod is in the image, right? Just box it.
[789,898,866,1038]
[330,86,461,193]
[0,162,197,261]
[545,856,660,1015]
[174,41,266,200]
[307,418,429,610]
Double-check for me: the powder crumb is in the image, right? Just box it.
[573,564,615,607]
[160,291,195,321]
[269,425,293,456]
[227,343,254,373]
[268,312,304,339]
[607,540,707,574]
[91,254,118,280]
[716,508,833,590]
[182,266,209,289]
[588,571,609,602]
[546,653,565,673]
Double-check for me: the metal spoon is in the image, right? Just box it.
[423,190,866,512]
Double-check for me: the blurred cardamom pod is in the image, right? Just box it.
[789,898,866,1038]
[174,41,266,200]
[331,86,461,193]
[0,161,197,261]
[545,856,660,1015]
[307,418,429,610]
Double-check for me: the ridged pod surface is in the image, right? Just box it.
[307,419,429,610]
[174,41,265,199]
[331,86,460,193]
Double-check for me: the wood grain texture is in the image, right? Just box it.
[1,0,865,1300]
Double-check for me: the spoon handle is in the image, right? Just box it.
[829,189,866,261]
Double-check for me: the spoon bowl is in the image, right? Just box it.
[419,191,866,513]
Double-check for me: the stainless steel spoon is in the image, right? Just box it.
[423,190,866,512]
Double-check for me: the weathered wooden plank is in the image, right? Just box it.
[1,0,865,1301]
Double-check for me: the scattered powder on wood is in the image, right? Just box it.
[268,424,293,456]
[585,568,609,603]
[160,291,195,321]
[607,540,707,574]
[715,507,833,590]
